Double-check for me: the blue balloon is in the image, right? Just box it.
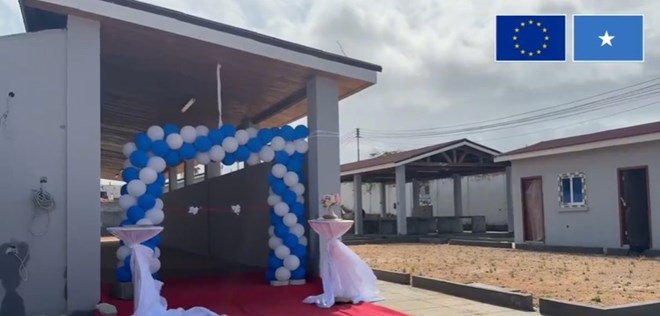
[208,128,225,145]
[274,224,289,238]
[119,219,132,227]
[257,128,274,144]
[222,153,236,166]
[267,174,278,185]
[116,267,132,282]
[268,253,284,268]
[123,255,132,268]
[291,267,306,280]
[120,184,128,195]
[266,269,276,282]
[283,190,297,204]
[219,124,236,137]
[151,140,170,157]
[121,167,139,182]
[179,143,196,160]
[165,151,181,167]
[146,183,163,198]
[142,241,157,249]
[127,206,146,223]
[129,151,149,168]
[270,211,283,226]
[135,133,152,151]
[145,234,161,247]
[292,244,307,258]
[138,194,156,210]
[283,233,298,248]
[194,136,212,152]
[291,202,304,217]
[294,125,309,139]
[246,138,263,153]
[280,125,295,141]
[286,159,302,173]
[270,127,281,137]
[156,173,166,185]
[163,124,178,136]
[272,180,287,195]
[274,151,289,164]
[235,146,250,161]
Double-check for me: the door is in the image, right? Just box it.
[521,177,545,242]
[618,167,652,250]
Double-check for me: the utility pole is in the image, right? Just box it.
[356,127,361,161]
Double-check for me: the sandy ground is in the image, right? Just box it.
[351,244,660,307]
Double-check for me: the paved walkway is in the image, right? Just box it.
[375,280,539,315]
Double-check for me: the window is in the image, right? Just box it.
[559,172,586,207]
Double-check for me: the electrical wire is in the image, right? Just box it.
[30,184,55,237]
[12,252,29,282]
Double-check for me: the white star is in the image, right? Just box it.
[188,206,200,215]
[598,31,615,47]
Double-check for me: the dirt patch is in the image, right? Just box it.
[351,243,660,307]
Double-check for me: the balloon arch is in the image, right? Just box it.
[114,123,310,284]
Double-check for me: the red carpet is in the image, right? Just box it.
[100,274,408,316]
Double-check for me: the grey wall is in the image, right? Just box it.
[510,140,660,249]
[161,163,271,268]
[0,30,68,315]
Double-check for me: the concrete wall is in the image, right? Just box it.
[341,173,508,225]
[510,141,660,249]
[0,30,69,316]
[161,163,271,268]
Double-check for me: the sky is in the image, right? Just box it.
[3,0,660,165]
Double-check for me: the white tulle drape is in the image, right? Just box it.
[303,220,382,308]
[108,227,223,316]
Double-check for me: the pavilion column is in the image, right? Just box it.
[411,179,421,217]
[205,163,222,179]
[395,165,407,235]
[306,75,340,275]
[184,161,195,186]
[379,183,387,217]
[168,167,180,191]
[353,174,363,235]
[505,166,514,233]
[453,174,463,217]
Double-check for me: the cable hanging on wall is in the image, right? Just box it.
[30,177,55,237]
[0,91,15,128]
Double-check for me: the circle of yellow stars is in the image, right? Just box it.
[512,19,550,57]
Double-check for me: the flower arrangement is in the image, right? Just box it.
[320,193,341,219]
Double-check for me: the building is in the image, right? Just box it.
[495,121,660,251]
[0,0,380,314]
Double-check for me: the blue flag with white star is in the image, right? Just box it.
[573,15,644,62]
[495,15,566,61]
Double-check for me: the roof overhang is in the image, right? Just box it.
[495,132,660,162]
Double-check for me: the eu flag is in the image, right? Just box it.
[573,15,644,62]
[495,15,566,62]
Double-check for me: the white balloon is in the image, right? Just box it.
[246,153,260,166]
[195,125,209,137]
[136,218,153,226]
[146,208,165,225]
[147,156,167,173]
[271,136,286,151]
[155,198,164,210]
[139,167,158,185]
[274,202,290,216]
[298,235,308,246]
[283,172,299,187]
[290,224,305,238]
[180,125,197,143]
[208,145,226,162]
[153,247,161,259]
[268,187,274,195]
[259,146,275,163]
[292,183,305,196]
[296,196,305,203]
[284,142,296,155]
[122,142,137,158]
[283,213,298,227]
[118,194,137,210]
[149,258,161,274]
[271,164,287,178]
[196,152,211,165]
[147,126,165,141]
[283,255,300,271]
[275,267,291,281]
[294,139,309,154]
[274,245,290,260]
[268,225,275,237]
[116,245,131,261]
[234,129,250,145]
[268,236,283,250]
[166,133,184,150]
[222,137,239,153]
[123,159,133,169]
[267,194,282,206]
[246,127,258,138]
[127,180,147,197]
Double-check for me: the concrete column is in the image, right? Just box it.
[411,179,421,217]
[395,165,407,235]
[205,163,222,179]
[505,166,514,233]
[184,161,195,186]
[168,167,180,191]
[379,183,387,217]
[353,174,363,235]
[306,75,340,275]
[453,174,463,217]
[66,16,101,313]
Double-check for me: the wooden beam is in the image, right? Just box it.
[252,88,307,124]
[441,152,453,163]
[458,151,467,163]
